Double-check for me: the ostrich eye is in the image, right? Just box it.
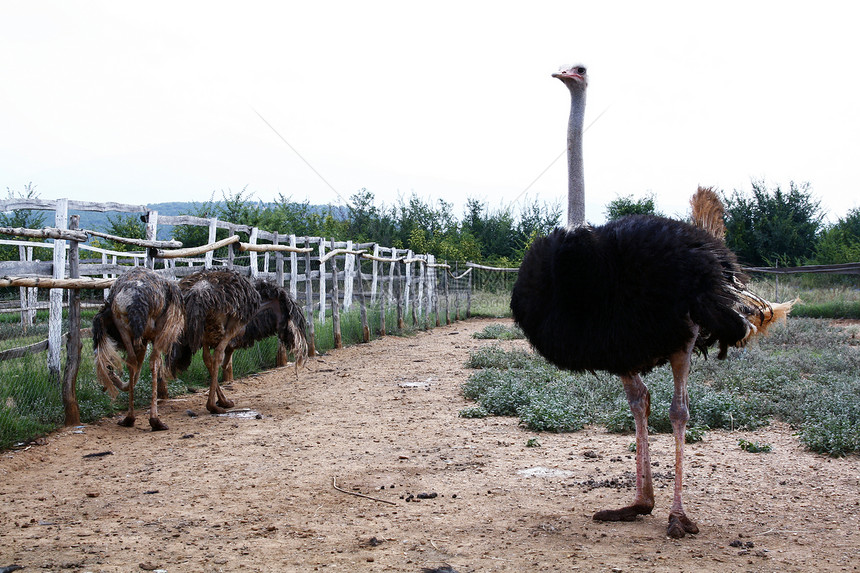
[576,67,587,75]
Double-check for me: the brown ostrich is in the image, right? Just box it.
[510,65,792,537]
[221,279,309,382]
[92,267,184,431]
[169,268,261,414]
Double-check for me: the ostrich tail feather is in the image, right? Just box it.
[92,311,126,398]
[690,186,726,241]
[731,283,797,346]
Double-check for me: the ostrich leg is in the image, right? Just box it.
[201,344,228,414]
[593,373,655,521]
[211,338,235,409]
[222,347,236,384]
[666,328,700,538]
[119,362,140,427]
[148,353,168,431]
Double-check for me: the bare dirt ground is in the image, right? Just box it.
[1,317,859,572]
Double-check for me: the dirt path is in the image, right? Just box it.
[1,318,858,572]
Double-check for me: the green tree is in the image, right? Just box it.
[0,183,48,261]
[605,194,661,220]
[514,197,562,259]
[347,189,397,245]
[260,194,322,238]
[101,214,146,252]
[218,186,265,235]
[813,207,860,264]
[172,197,221,249]
[724,180,823,266]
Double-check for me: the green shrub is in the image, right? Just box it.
[472,323,525,340]
[464,345,536,369]
[459,406,489,418]
[738,438,772,453]
[461,317,860,456]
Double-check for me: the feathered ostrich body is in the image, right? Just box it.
[221,279,309,383]
[92,267,184,431]
[169,268,261,414]
[510,64,792,538]
[514,214,758,376]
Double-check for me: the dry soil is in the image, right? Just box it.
[1,318,859,572]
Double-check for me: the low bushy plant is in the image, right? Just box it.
[472,323,525,340]
[462,317,860,456]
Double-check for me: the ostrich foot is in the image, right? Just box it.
[216,398,234,409]
[667,512,699,538]
[206,403,228,415]
[149,418,169,431]
[118,416,135,427]
[593,503,653,522]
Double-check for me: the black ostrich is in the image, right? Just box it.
[221,279,309,383]
[92,267,184,431]
[169,268,261,414]
[510,64,791,538]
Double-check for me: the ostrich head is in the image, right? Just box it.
[553,64,588,91]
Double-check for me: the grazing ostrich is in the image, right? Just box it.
[169,269,261,414]
[221,279,309,383]
[92,267,184,431]
[510,64,791,538]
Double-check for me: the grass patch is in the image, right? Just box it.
[738,438,772,453]
[469,290,513,318]
[462,317,860,456]
[0,298,440,450]
[472,323,524,340]
[790,300,860,319]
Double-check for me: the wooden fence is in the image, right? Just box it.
[0,198,473,427]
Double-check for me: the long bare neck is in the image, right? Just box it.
[566,86,586,227]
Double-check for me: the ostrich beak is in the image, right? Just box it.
[553,69,584,81]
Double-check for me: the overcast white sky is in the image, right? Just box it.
[2,1,858,225]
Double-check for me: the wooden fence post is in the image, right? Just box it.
[466,266,472,318]
[387,248,396,302]
[370,244,380,302]
[17,245,31,332]
[227,230,236,269]
[454,262,461,321]
[289,234,297,296]
[26,246,37,323]
[248,227,259,278]
[431,257,440,327]
[404,250,413,314]
[343,240,354,311]
[62,215,82,426]
[274,232,284,286]
[318,241,327,323]
[330,240,342,349]
[101,252,109,300]
[443,265,451,324]
[417,256,425,321]
[205,217,217,269]
[410,262,419,327]
[47,198,68,382]
[356,253,370,342]
[304,237,316,357]
[378,266,387,337]
[395,259,404,330]
[145,210,158,269]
